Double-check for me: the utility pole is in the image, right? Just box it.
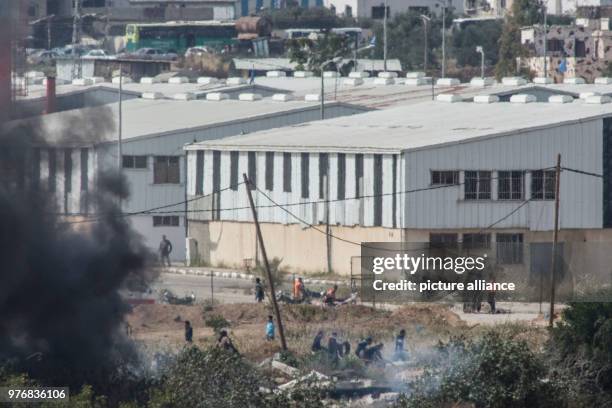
[71,0,82,79]
[324,174,332,273]
[383,0,388,72]
[118,63,123,172]
[320,71,324,120]
[420,15,430,73]
[543,4,548,80]
[549,154,561,328]
[243,174,288,350]
[442,0,447,78]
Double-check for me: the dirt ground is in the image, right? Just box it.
[126,302,478,361]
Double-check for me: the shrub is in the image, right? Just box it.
[204,314,230,333]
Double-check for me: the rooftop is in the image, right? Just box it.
[4,98,367,146]
[186,99,612,154]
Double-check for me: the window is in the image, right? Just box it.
[575,40,586,57]
[265,152,274,191]
[498,171,524,200]
[319,153,328,198]
[547,39,564,53]
[430,233,458,248]
[123,155,147,169]
[229,151,239,191]
[531,170,556,200]
[465,171,491,200]
[283,153,292,193]
[248,152,256,190]
[463,233,491,249]
[48,149,56,192]
[373,154,383,226]
[64,149,72,193]
[496,233,524,264]
[301,153,309,199]
[196,151,204,195]
[154,156,180,184]
[80,148,88,192]
[153,216,180,227]
[355,154,364,197]
[371,5,390,19]
[345,5,352,17]
[431,170,459,186]
[337,153,346,200]
[212,151,221,192]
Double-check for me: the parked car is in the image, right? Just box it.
[28,50,60,65]
[82,49,113,59]
[119,47,178,61]
[184,46,214,58]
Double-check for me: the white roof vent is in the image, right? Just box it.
[502,77,527,86]
[272,93,294,102]
[294,71,313,78]
[594,77,612,85]
[510,94,536,103]
[266,70,286,78]
[206,92,229,101]
[378,71,398,79]
[304,94,321,102]
[72,78,93,86]
[374,77,395,85]
[406,71,425,79]
[142,92,164,100]
[173,92,195,100]
[436,93,463,103]
[343,78,364,86]
[140,77,160,84]
[548,95,573,104]
[474,94,499,104]
[238,93,262,101]
[323,71,340,78]
[533,77,553,84]
[580,91,600,99]
[349,71,370,78]
[564,77,586,85]
[112,76,132,85]
[470,77,494,87]
[88,76,106,84]
[168,76,190,84]
[436,78,460,86]
[197,77,219,85]
[585,95,612,104]
[405,78,428,86]
[226,77,246,85]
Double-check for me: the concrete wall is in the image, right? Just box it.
[188,220,401,275]
[130,215,186,262]
[323,0,464,18]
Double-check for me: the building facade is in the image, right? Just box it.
[323,0,464,18]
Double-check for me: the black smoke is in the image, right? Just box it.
[0,108,157,394]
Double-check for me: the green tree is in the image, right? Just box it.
[287,33,351,73]
[495,0,543,79]
[452,21,503,68]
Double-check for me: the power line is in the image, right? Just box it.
[561,166,603,178]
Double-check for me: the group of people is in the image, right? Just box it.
[311,329,408,365]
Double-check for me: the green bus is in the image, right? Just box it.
[125,21,238,53]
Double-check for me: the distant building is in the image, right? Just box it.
[520,22,612,82]
[322,0,464,18]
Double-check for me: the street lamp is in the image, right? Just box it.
[320,56,343,120]
[420,15,431,73]
[476,45,484,78]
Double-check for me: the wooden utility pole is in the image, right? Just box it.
[243,174,287,350]
[549,154,561,328]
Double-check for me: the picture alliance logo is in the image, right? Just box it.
[371,253,488,275]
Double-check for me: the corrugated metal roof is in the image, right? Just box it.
[233,58,402,71]
[3,98,367,145]
[186,100,612,154]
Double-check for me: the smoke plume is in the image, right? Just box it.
[0,108,156,391]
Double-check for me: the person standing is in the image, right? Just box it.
[393,329,407,361]
[311,330,325,352]
[159,235,173,267]
[184,321,193,343]
[265,315,275,341]
[217,330,238,354]
[255,278,265,303]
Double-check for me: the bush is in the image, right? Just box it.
[396,332,565,408]
[204,314,230,333]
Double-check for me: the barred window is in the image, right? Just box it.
[430,233,458,249]
[465,171,491,200]
[498,171,524,200]
[531,170,556,200]
[122,155,147,169]
[153,216,180,227]
[154,156,180,184]
[431,170,459,185]
[463,233,491,249]
[496,233,524,264]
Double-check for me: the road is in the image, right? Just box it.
[150,272,254,304]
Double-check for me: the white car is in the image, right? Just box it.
[184,46,213,58]
[83,49,113,59]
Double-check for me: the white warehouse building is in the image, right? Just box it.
[185,99,612,278]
